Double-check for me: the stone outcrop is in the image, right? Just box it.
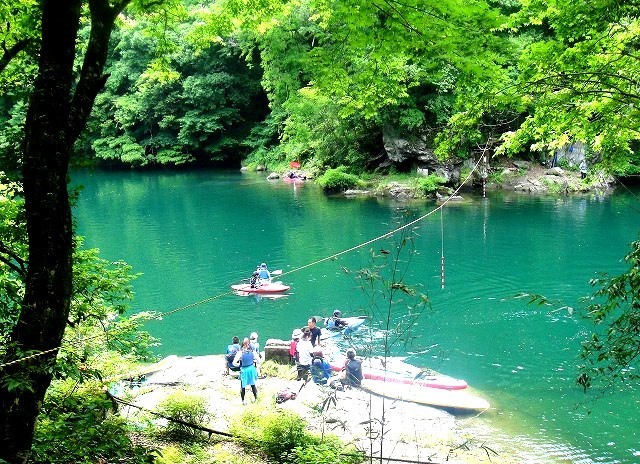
[264,338,291,364]
[382,125,463,184]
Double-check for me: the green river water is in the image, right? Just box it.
[73,169,640,463]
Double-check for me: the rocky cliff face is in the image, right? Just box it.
[382,125,464,184]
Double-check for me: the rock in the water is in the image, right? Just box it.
[546,167,565,176]
[344,189,370,196]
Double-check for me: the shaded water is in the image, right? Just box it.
[73,169,640,463]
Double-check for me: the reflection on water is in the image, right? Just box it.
[73,169,640,463]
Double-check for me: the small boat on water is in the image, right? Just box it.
[320,316,367,340]
[231,282,290,294]
[282,176,305,183]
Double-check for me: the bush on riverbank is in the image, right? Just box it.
[31,381,156,464]
[316,166,364,193]
[231,408,363,464]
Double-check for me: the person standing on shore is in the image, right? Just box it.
[580,159,588,179]
[249,332,261,359]
[233,338,258,404]
[308,317,322,347]
[296,330,313,381]
[289,329,302,364]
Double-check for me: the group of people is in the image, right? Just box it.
[224,286,362,405]
[289,316,363,388]
[225,332,262,404]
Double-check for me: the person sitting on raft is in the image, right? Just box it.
[340,348,363,387]
[325,310,348,330]
[257,263,271,282]
[249,271,260,288]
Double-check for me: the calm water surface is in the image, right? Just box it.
[73,169,640,463]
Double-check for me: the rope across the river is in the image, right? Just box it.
[0,154,485,370]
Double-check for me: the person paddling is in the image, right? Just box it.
[326,310,348,330]
[257,263,271,283]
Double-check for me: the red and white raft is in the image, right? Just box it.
[231,282,290,294]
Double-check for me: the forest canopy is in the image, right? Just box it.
[1,0,639,462]
[0,0,638,174]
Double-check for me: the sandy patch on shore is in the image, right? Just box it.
[116,355,521,463]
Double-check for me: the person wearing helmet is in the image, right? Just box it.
[326,309,348,331]
[249,271,260,288]
[257,263,271,282]
[340,348,363,387]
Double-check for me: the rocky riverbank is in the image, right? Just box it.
[114,354,541,463]
[258,159,613,201]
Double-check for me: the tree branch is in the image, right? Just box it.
[0,38,31,74]
[0,242,27,276]
[67,0,131,144]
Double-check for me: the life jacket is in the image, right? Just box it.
[345,358,363,386]
[240,350,254,368]
[311,356,330,383]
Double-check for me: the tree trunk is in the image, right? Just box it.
[0,0,127,461]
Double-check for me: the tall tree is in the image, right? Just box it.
[498,0,640,170]
[0,0,137,461]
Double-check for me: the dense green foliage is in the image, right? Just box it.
[316,166,363,192]
[0,173,158,459]
[2,0,640,460]
[78,17,270,167]
[498,0,640,173]
[416,174,447,194]
[155,390,210,441]
[577,236,640,393]
[1,0,638,174]
[232,409,363,464]
[31,381,156,464]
